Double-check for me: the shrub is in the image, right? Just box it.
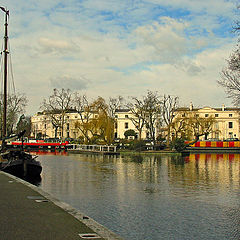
[171,138,186,152]
[128,140,146,151]
[124,129,137,139]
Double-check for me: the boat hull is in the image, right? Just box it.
[0,150,42,178]
[1,159,42,178]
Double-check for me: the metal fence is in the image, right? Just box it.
[70,144,117,152]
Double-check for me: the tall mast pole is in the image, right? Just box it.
[1,7,9,138]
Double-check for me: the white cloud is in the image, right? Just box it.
[37,38,74,54]
[134,17,189,63]
[50,75,90,90]
[0,0,237,115]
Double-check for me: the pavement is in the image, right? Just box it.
[0,171,123,240]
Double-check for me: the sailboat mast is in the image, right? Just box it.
[1,8,9,138]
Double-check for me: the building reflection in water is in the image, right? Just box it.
[37,152,240,240]
[38,152,240,198]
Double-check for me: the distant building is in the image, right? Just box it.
[114,109,150,140]
[31,104,240,141]
[173,104,240,140]
[31,111,81,139]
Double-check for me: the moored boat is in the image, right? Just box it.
[0,150,42,177]
[0,8,42,179]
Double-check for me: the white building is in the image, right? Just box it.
[31,104,240,141]
[31,111,82,139]
[173,104,240,140]
[114,109,149,139]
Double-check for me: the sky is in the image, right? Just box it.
[0,0,239,115]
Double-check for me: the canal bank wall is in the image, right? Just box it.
[0,171,123,240]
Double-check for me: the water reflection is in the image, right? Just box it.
[30,150,68,156]
[37,152,240,240]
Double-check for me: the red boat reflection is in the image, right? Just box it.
[29,150,68,156]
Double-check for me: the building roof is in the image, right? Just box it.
[176,107,240,111]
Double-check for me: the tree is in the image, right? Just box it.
[124,129,137,139]
[143,91,162,144]
[172,110,216,140]
[161,95,179,146]
[73,93,92,142]
[126,97,146,140]
[41,88,72,139]
[171,111,190,139]
[108,96,124,118]
[0,93,27,137]
[16,115,31,137]
[218,8,240,105]
[74,95,115,144]
[127,91,162,143]
[88,97,115,144]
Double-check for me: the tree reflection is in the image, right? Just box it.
[129,155,143,163]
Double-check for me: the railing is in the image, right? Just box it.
[70,144,117,152]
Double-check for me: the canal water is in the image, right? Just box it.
[35,152,240,240]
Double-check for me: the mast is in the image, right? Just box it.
[0,7,9,138]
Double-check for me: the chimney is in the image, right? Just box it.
[222,104,225,111]
[189,102,193,111]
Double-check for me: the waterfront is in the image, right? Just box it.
[37,152,240,240]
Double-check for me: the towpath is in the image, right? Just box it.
[0,172,123,240]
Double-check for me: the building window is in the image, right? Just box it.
[229,114,233,117]
[125,122,128,129]
[205,114,209,117]
[215,114,219,117]
[115,123,118,129]
[115,115,118,118]
[125,115,129,118]
[229,122,233,128]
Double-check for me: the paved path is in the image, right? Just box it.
[0,172,123,240]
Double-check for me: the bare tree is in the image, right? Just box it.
[126,97,146,140]
[172,110,216,140]
[218,8,240,105]
[143,91,162,144]
[73,93,92,142]
[0,93,27,136]
[41,88,72,139]
[108,96,124,118]
[127,91,162,143]
[162,95,179,146]
[218,50,240,105]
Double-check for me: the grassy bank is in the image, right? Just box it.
[118,149,181,156]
